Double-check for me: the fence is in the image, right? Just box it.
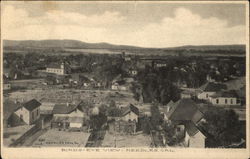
[9,119,43,147]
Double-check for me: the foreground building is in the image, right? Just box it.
[165,99,206,148]
[108,104,139,134]
[12,99,41,125]
[51,102,87,129]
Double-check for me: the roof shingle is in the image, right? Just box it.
[167,99,203,122]
[23,99,41,111]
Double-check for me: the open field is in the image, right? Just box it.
[7,87,138,106]
[102,132,151,147]
[31,129,90,147]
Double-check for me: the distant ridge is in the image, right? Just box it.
[165,44,245,51]
[3,39,245,51]
[3,39,143,50]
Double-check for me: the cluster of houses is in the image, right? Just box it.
[4,97,141,134]
[196,82,241,106]
[163,99,206,148]
[108,104,140,135]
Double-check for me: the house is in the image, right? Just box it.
[111,80,130,91]
[129,69,138,76]
[180,90,192,99]
[3,77,11,91]
[108,119,137,135]
[166,99,206,148]
[120,104,139,123]
[162,100,175,120]
[13,99,41,125]
[51,102,87,129]
[197,82,227,100]
[46,62,71,75]
[209,90,241,106]
[3,68,11,79]
[184,121,206,148]
[166,99,203,123]
[125,57,131,61]
[3,100,22,127]
[155,63,167,68]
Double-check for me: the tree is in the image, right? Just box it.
[89,113,107,130]
[141,116,152,134]
[150,103,162,130]
[200,108,242,147]
[162,122,179,146]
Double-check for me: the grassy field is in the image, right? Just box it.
[31,129,90,147]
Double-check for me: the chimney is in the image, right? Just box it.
[66,102,69,107]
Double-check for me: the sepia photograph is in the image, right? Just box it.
[1,0,249,158]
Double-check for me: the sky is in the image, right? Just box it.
[1,1,247,48]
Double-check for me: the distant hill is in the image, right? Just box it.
[166,45,245,51]
[3,39,142,50]
[3,39,246,56]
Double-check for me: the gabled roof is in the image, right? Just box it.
[52,103,79,114]
[167,100,175,108]
[185,121,199,137]
[122,104,139,116]
[47,63,63,69]
[52,102,83,114]
[191,110,204,124]
[167,99,203,122]
[199,82,227,92]
[3,100,22,119]
[210,90,239,98]
[23,99,41,111]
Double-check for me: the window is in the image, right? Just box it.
[32,112,34,120]
[20,114,23,120]
[37,109,39,116]
[230,99,233,104]
[216,99,219,104]
[206,94,208,98]
[177,127,181,132]
[225,99,228,104]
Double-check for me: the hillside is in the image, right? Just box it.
[3,39,246,56]
[166,45,245,51]
[3,40,142,50]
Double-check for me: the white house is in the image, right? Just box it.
[184,122,206,148]
[3,83,11,90]
[197,82,227,100]
[121,104,139,123]
[129,70,138,76]
[209,90,241,106]
[3,76,11,90]
[14,99,41,125]
[155,63,167,68]
[181,90,192,99]
[111,82,129,91]
[111,83,119,90]
[46,62,71,75]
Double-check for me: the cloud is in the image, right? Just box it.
[128,8,245,47]
[2,5,246,47]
